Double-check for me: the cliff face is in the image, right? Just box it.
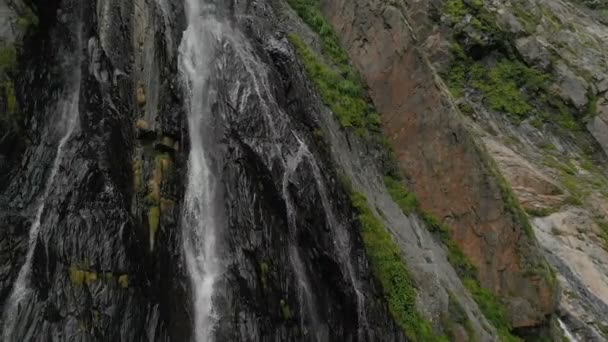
[320,0,555,331]
[318,0,608,340]
[0,0,606,341]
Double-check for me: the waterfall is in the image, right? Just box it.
[179,1,223,341]
[1,54,81,341]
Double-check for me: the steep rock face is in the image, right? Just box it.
[383,0,608,339]
[320,0,556,330]
[0,0,189,340]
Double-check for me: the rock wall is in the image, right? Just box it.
[320,0,556,330]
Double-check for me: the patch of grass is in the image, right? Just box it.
[464,279,521,342]
[287,0,381,135]
[525,207,554,217]
[384,176,419,215]
[445,46,552,123]
[289,34,379,135]
[444,0,469,22]
[287,0,352,71]
[595,220,608,249]
[351,192,446,341]
[470,60,549,120]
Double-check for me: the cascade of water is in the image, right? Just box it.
[179,1,223,341]
[1,54,81,341]
[281,143,325,340]
[293,136,369,339]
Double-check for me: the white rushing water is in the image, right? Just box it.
[2,63,81,340]
[179,1,223,341]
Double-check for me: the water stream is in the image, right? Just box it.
[179,1,223,341]
[558,317,579,342]
[1,54,81,341]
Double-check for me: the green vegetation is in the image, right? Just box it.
[148,206,160,241]
[0,45,17,72]
[464,279,520,342]
[287,0,380,135]
[596,220,608,249]
[69,265,98,286]
[447,51,550,121]
[351,192,446,341]
[279,299,294,320]
[525,207,554,217]
[443,293,476,341]
[444,0,502,38]
[0,45,19,124]
[17,6,39,31]
[118,275,129,288]
[384,177,418,215]
[289,35,379,134]
[442,1,586,134]
[470,60,548,118]
[69,264,130,289]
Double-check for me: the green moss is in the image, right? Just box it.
[351,192,446,341]
[69,265,98,286]
[289,35,379,134]
[279,299,293,320]
[0,45,17,72]
[444,0,468,22]
[470,60,549,120]
[464,279,521,342]
[148,206,160,241]
[587,93,598,117]
[4,79,18,114]
[118,275,129,288]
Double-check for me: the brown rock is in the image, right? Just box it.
[320,0,556,328]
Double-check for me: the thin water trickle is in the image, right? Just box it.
[558,317,579,342]
[2,65,81,341]
[179,1,223,341]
